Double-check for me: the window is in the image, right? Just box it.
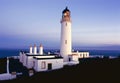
[80,54,82,57]
[41,61,46,69]
[65,40,67,44]
[66,23,67,26]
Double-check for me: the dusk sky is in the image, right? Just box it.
[0,0,120,50]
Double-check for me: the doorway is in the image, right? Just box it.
[48,63,52,70]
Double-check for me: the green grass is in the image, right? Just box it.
[1,58,120,83]
[0,58,7,74]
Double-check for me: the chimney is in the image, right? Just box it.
[39,44,43,55]
[29,45,33,54]
[34,44,37,54]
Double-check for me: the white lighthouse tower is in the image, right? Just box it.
[60,7,72,62]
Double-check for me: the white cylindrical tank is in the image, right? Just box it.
[34,44,37,54]
[29,45,33,54]
[60,7,72,62]
[39,44,43,55]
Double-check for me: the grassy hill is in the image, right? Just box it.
[0,58,7,74]
[1,57,120,83]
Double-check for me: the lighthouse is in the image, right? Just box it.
[60,7,72,62]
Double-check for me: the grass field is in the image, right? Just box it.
[0,57,120,83]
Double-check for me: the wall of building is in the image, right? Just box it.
[33,59,38,71]
[60,21,72,62]
[19,52,23,63]
[19,52,27,66]
[23,54,27,66]
[26,56,34,69]
[79,52,89,58]
[19,52,61,70]
[34,59,63,72]
[72,52,89,58]
[69,55,79,61]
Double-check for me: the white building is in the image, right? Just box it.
[72,51,89,58]
[33,55,63,72]
[19,44,64,72]
[19,7,90,72]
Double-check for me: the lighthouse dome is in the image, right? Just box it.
[62,7,70,14]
